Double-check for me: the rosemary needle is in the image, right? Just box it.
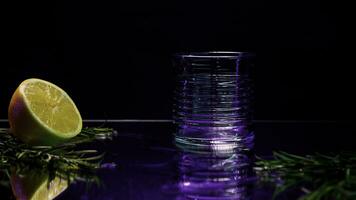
[0,127,115,183]
[255,151,356,200]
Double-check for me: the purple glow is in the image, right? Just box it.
[176,144,254,199]
[173,52,255,199]
[173,51,254,153]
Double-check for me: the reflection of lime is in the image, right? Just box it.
[11,171,68,200]
[8,78,82,146]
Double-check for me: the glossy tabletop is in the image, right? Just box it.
[1,120,355,200]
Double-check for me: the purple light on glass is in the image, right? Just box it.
[173,51,255,152]
[176,140,254,199]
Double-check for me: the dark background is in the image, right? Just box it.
[1,0,355,120]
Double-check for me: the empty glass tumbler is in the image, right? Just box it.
[173,52,254,152]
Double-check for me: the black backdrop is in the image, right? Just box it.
[1,0,355,120]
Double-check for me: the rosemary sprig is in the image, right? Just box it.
[0,127,116,183]
[255,151,356,200]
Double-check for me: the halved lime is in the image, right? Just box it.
[8,78,82,145]
[11,170,68,200]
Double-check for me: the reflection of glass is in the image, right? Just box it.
[176,143,253,199]
[173,52,254,152]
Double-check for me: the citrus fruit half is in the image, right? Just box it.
[8,78,82,146]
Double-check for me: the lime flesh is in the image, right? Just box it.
[8,78,82,145]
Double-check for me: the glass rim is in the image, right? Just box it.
[174,51,254,59]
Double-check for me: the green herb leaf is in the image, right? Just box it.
[255,151,356,200]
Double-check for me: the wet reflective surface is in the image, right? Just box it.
[1,121,355,200]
